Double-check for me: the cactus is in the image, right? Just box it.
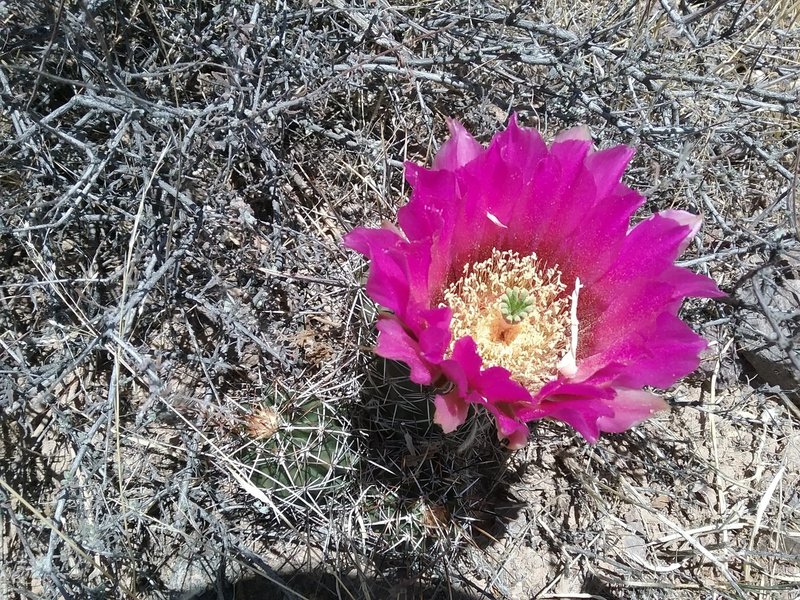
[243,388,354,503]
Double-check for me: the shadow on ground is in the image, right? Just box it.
[343,357,526,577]
[187,569,493,600]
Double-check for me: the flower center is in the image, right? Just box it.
[443,249,571,387]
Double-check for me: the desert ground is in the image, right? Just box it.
[1,1,798,598]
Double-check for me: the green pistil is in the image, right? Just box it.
[499,287,534,323]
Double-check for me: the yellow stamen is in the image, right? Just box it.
[443,249,571,387]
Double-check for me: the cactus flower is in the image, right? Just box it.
[345,117,723,448]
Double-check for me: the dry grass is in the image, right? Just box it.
[1,0,798,598]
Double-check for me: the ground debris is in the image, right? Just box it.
[1,0,798,598]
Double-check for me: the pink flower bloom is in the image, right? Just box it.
[345,117,724,448]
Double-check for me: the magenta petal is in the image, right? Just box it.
[505,155,560,254]
[583,208,721,363]
[434,390,470,433]
[497,114,548,175]
[553,124,592,144]
[439,360,468,398]
[399,166,457,241]
[503,424,530,450]
[450,337,483,385]
[550,185,645,285]
[660,209,702,253]
[549,137,593,192]
[587,281,678,352]
[478,366,532,404]
[529,142,627,261]
[345,117,721,447]
[465,143,522,230]
[534,396,609,444]
[440,338,534,440]
[432,119,484,171]
[439,337,481,397]
[582,145,636,201]
[374,317,437,385]
[476,364,533,444]
[486,405,530,447]
[417,307,452,362]
[596,211,701,294]
[344,227,410,315]
[343,225,403,256]
[526,381,615,443]
[663,267,725,299]
[447,172,502,265]
[579,312,709,390]
[616,313,709,388]
[596,389,668,433]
